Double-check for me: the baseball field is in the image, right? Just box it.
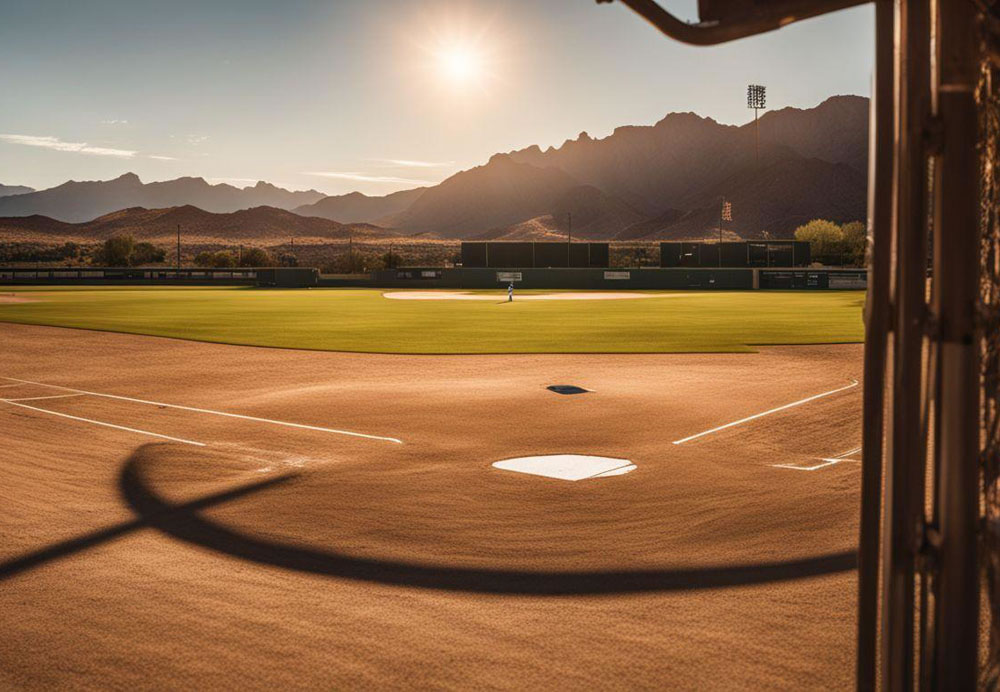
[0,287,865,688]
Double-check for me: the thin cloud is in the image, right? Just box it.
[100,119,129,125]
[303,171,435,185]
[0,134,135,158]
[373,158,456,169]
[148,154,178,161]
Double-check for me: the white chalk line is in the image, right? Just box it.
[672,380,860,445]
[0,383,25,389]
[1,393,88,402]
[772,446,863,472]
[1,376,403,444]
[2,400,206,446]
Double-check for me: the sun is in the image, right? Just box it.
[405,8,505,98]
[436,45,483,84]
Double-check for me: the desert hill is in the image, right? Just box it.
[0,205,391,245]
[293,187,426,225]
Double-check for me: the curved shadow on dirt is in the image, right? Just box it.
[119,452,858,595]
[0,471,294,582]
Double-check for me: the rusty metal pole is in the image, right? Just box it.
[881,0,932,687]
[930,0,980,686]
[856,1,896,688]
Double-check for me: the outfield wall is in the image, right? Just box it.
[0,267,259,285]
[2,266,868,290]
[367,267,867,290]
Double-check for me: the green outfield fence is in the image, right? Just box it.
[1,266,867,290]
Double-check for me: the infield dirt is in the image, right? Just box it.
[0,323,862,689]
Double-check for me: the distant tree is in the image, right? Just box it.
[239,247,272,267]
[382,249,403,268]
[840,221,867,267]
[794,220,844,262]
[1,241,87,264]
[278,253,298,267]
[132,242,166,265]
[194,251,215,267]
[59,242,81,260]
[324,249,381,273]
[215,251,238,268]
[193,250,237,268]
[99,235,135,266]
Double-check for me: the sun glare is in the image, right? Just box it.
[404,7,508,101]
[438,45,481,84]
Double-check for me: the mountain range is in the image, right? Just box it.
[0,95,868,242]
[292,187,426,225]
[0,174,324,223]
[0,184,34,198]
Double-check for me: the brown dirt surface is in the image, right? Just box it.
[0,294,35,303]
[0,323,862,689]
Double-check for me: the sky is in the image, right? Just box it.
[0,0,874,196]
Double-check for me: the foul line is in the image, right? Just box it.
[672,380,859,445]
[3,400,205,446]
[773,446,862,472]
[1,376,403,445]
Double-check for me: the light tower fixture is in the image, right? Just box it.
[747,84,766,165]
[747,83,766,110]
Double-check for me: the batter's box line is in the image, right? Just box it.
[772,446,862,472]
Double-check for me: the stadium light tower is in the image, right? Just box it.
[747,84,766,164]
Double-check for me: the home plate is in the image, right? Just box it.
[492,454,636,481]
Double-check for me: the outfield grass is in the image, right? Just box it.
[0,286,865,354]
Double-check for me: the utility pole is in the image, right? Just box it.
[567,212,572,266]
[176,224,181,272]
[349,231,354,273]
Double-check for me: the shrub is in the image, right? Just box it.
[382,250,403,269]
[239,247,273,267]
[794,220,843,256]
[840,221,867,266]
[98,235,135,266]
[194,250,237,268]
[132,242,166,265]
